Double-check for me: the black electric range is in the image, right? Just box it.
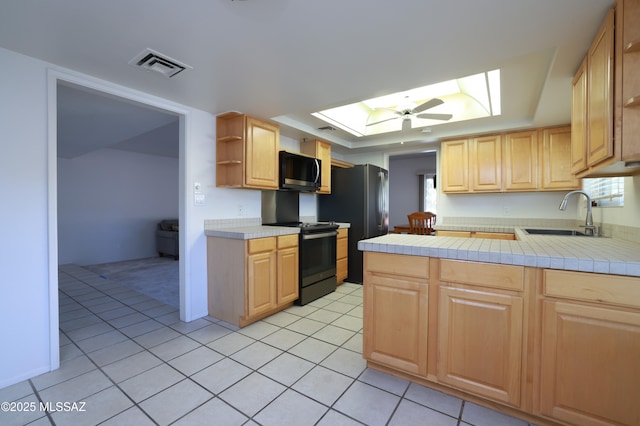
[265,221,339,304]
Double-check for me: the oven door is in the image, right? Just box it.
[299,230,337,288]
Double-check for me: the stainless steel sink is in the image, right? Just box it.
[524,228,587,236]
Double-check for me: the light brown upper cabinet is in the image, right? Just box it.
[470,135,502,192]
[441,139,469,193]
[216,112,279,189]
[441,127,578,193]
[301,139,332,193]
[503,130,538,191]
[586,9,615,168]
[541,126,579,190]
[571,0,640,177]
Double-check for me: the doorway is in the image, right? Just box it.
[47,70,188,370]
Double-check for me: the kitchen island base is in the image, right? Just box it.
[362,251,640,426]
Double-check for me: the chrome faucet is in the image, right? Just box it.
[559,190,598,236]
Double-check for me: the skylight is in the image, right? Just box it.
[312,70,501,137]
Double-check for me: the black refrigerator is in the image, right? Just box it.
[318,164,389,284]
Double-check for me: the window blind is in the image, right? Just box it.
[582,177,625,207]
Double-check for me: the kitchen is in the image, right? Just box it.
[203,1,640,423]
[1,0,639,424]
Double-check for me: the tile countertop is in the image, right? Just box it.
[204,222,350,240]
[357,231,640,277]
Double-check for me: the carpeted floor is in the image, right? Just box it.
[85,256,179,308]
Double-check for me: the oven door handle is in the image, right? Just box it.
[301,230,338,240]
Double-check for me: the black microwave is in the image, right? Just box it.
[279,151,321,192]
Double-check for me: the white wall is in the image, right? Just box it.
[434,145,585,221]
[57,149,179,265]
[0,48,54,387]
[388,154,437,228]
[439,191,578,220]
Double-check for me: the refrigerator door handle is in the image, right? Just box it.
[378,171,385,231]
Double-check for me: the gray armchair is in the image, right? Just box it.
[156,219,179,260]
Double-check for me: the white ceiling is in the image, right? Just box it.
[0,0,615,157]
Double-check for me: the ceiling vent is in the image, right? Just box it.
[128,48,192,78]
[317,125,337,131]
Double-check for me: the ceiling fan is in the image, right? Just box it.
[366,97,453,131]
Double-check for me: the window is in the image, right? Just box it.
[419,173,437,214]
[582,177,624,207]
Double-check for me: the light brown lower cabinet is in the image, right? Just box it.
[208,234,298,327]
[363,252,429,376]
[539,301,640,426]
[362,253,640,426]
[276,235,299,305]
[246,238,277,318]
[438,286,523,407]
[336,228,348,284]
[538,269,640,426]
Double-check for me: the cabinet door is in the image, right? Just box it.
[541,127,579,190]
[301,139,332,193]
[587,9,614,167]
[540,300,640,426]
[316,140,332,194]
[441,139,469,193]
[504,130,538,191]
[245,116,279,189]
[437,286,523,406]
[571,59,588,174]
[247,251,277,318]
[277,246,299,305]
[336,229,348,284]
[363,274,428,376]
[470,135,502,192]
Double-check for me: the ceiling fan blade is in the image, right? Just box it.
[412,98,444,113]
[366,116,400,127]
[401,118,412,131]
[415,113,453,121]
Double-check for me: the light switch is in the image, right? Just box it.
[195,193,205,206]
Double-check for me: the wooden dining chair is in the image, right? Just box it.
[407,212,436,235]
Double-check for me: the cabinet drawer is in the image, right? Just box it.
[248,237,276,254]
[436,230,472,238]
[472,232,515,240]
[544,269,640,309]
[365,252,429,279]
[440,260,524,291]
[337,228,348,239]
[277,234,298,249]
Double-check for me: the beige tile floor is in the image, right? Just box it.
[0,264,536,425]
